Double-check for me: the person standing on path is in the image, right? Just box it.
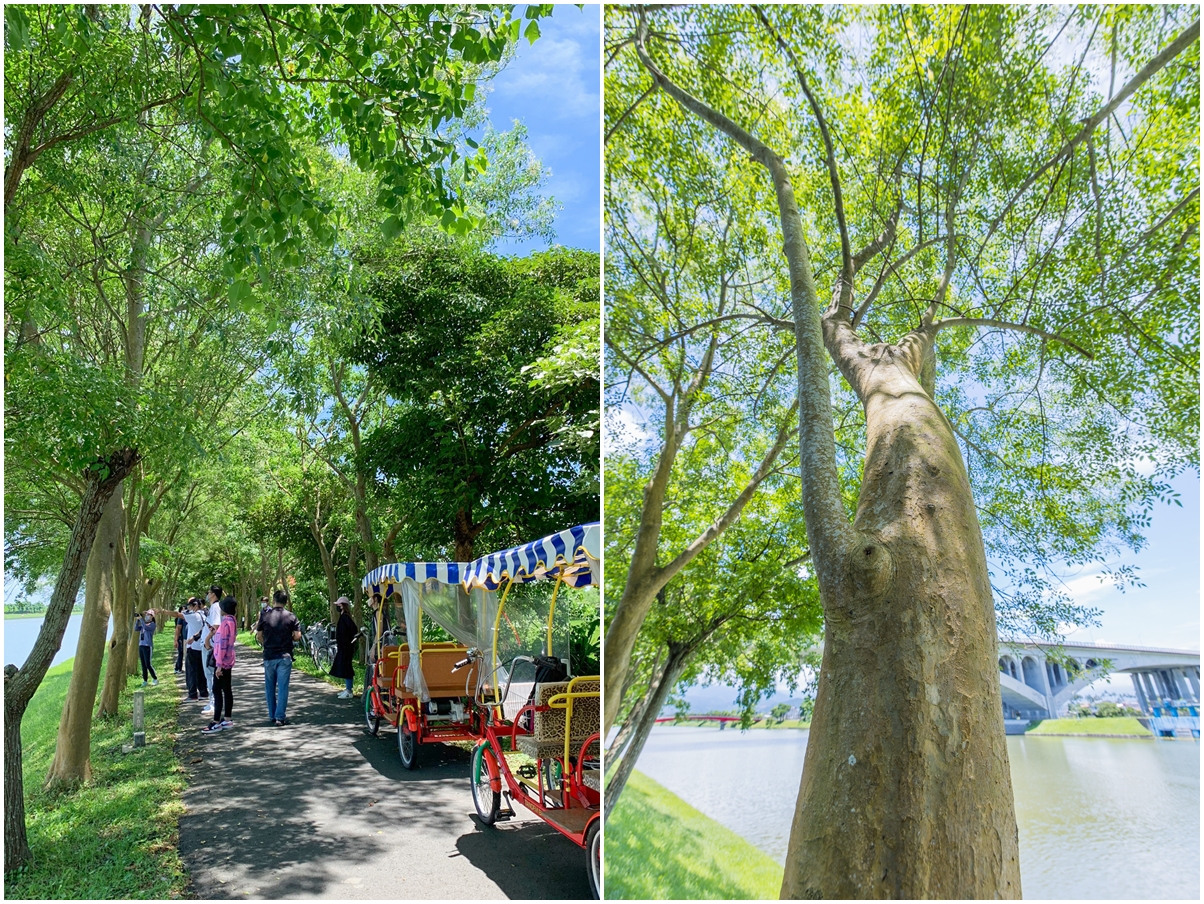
[174,609,186,673]
[201,585,222,719]
[256,589,301,726]
[183,598,209,702]
[330,596,359,699]
[134,609,160,686]
[202,597,239,734]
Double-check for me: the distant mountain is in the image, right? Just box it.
[666,681,810,716]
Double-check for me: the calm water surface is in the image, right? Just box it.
[3,613,98,669]
[636,726,1199,899]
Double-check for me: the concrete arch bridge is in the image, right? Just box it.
[996,639,1200,722]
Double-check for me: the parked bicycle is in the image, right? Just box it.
[306,622,336,672]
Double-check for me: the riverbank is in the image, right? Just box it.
[5,643,188,899]
[1027,716,1152,737]
[605,770,783,899]
[664,718,812,729]
[4,609,85,620]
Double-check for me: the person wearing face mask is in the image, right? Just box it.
[329,596,360,699]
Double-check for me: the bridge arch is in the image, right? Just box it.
[1021,656,1044,692]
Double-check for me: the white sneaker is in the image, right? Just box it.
[201,705,214,715]
[337,690,352,699]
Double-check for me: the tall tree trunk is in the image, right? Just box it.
[44,492,122,789]
[97,510,132,718]
[781,328,1020,900]
[4,448,139,872]
[310,508,340,601]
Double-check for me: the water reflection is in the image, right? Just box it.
[634,727,1199,899]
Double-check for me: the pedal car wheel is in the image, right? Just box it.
[471,744,501,825]
[398,721,419,769]
[364,670,381,737]
[586,819,601,899]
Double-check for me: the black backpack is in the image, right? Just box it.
[521,655,570,732]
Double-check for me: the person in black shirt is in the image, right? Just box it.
[256,589,301,726]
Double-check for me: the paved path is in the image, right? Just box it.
[174,644,590,899]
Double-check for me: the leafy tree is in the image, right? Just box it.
[602,126,803,729]
[4,3,557,871]
[354,241,600,560]
[603,466,819,813]
[4,3,554,289]
[607,5,1198,898]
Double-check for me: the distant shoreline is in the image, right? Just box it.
[4,610,85,620]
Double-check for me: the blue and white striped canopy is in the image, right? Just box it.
[463,523,600,591]
[361,561,467,593]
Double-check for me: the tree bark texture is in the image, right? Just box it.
[4,448,139,872]
[780,325,1020,899]
[44,492,122,789]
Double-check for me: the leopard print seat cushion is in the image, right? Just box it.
[516,679,599,760]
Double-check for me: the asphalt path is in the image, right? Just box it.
[175,643,591,899]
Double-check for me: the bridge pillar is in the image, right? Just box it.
[1132,674,1151,714]
[1186,667,1201,701]
[1141,672,1161,704]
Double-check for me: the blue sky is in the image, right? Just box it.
[485,4,600,255]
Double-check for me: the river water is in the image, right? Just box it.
[3,613,100,670]
[635,726,1199,899]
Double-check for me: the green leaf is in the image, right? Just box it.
[5,6,30,50]
[229,280,252,305]
[524,20,541,45]
[381,215,404,239]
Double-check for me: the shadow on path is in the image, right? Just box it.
[175,644,589,899]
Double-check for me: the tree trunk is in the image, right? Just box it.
[44,492,122,789]
[310,511,340,601]
[781,330,1020,899]
[4,448,139,872]
[604,643,692,818]
[97,498,134,717]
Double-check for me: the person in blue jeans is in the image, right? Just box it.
[256,588,301,726]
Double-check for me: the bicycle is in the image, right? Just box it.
[307,622,335,673]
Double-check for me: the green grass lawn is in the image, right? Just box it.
[5,642,188,899]
[605,770,783,899]
[1027,716,1152,736]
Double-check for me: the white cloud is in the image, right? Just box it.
[604,405,654,456]
[491,13,599,119]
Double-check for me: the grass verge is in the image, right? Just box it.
[1026,716,1152,736]
[605,770,783,899]
[5,642,188,899]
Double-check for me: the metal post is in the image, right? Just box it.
[132,689,146,748]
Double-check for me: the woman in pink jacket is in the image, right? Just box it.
[202,597,239,735]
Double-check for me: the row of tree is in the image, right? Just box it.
[603,4,1197,900]
[4,4,599,873]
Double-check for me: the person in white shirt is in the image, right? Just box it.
[201,585,223,716]
[182,598,209,701]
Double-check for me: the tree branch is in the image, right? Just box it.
[983,17,1200,246]
[933,317,1094,359]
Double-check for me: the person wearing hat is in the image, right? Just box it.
[329,596,359,699]
[134,608,160,686]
